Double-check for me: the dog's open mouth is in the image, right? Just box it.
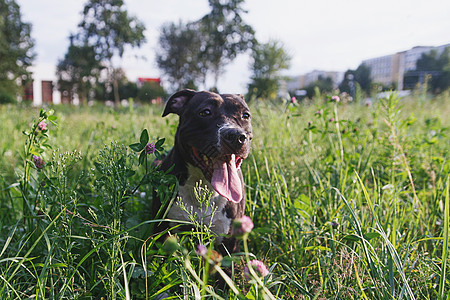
[191,147,243,203]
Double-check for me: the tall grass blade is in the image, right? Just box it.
[6,209,65,285]
[439,176,449,299]
[355,172,415,300]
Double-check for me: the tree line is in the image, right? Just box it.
[0,0,293,105]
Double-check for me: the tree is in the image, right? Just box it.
[304,76,333,98]
[353,64,372,92]
[247,40,291,100]
[56,35,103,104]
[137,81,166,103]
[200,0,256,89]
[94,67,132,102]
[156,21,205,90]
[405,47,450,93]
[339,63,372,96]
[78,0,146,106]
[0,0,35,103]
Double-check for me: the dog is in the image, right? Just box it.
[152,89,252,252]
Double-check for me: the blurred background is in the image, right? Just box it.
[2,0,449,106]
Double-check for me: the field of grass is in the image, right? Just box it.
[0,90,449,299]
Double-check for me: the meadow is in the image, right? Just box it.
[0,90,449,299]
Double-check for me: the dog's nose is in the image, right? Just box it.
[222,128,247,149]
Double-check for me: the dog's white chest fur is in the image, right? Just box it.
[166,164,232,243]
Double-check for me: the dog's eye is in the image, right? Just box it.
[242,112,251,120]
[199,109,211,117]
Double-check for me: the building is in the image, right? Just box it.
[137,77,161,88]
[22,79,60,105]
[286,70,344,93]
[362,43,449,90]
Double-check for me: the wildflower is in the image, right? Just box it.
[329,118,335,122]
[196,244,223,266]
[331,95,340,103]
[244,259,269,280]
[33,155,45,169]
[145,142,155,154]
[231,216,254,237]
[291,97,297,104]
[196,244,208,257]
[307,121,313,127]
[38,121,47,131]
[330,221,339,229]
[315,110,322,116]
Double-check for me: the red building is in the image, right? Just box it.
[137,77,161,88]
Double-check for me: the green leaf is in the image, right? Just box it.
[48,115,57,121]
[342,234,360,242]
[129,143,144,152]
[140,129,149,146]
[139,150,146,166]
[155,138,165,150]
[363,232,381,240]
[155,150,161,160]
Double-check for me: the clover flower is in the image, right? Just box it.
[38,121,47,131]
[195,244,222,266]
[33,155,45,169]
[331,95,340,102]
[291,97,297,104]
[195,244,208,257]
[244,259,269,279]
[145,142,155,154]
[231,216,254,237]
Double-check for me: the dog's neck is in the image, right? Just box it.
[166,163,232,243]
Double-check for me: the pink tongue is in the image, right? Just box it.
[211,154,243,203]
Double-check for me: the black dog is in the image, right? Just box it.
[153,89,252,252]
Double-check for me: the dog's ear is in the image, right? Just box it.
[162,89,197,117]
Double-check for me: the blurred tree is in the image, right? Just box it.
[94,68,137,102]
[339,63,372,96]
[0,0,35,103]
[78,0,146,106]
[406,47,450,93]
[156,21,205,90]
[200,0,256,89]
[56,35,103,104]
[304,76,333,98]
[353,64,372,92]
[247,40,291,100]
[137,81,166,103]
[119,81,138,101]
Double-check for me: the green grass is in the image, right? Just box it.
[0,90,449,299]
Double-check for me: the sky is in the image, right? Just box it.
[17,0,450,97]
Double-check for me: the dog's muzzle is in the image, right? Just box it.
[221,127,249,152]
[190,127,250,204]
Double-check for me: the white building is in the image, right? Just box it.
[362,43,449,90]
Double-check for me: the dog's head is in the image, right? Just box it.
[163,89,253,203]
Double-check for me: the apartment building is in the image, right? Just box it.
[362,43,449,90]
[287,43,449,94]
